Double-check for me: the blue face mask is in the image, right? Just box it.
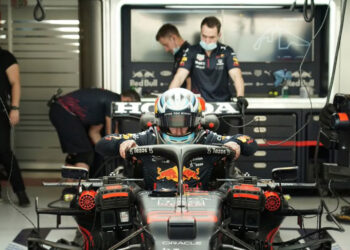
[172,47,180,55]
[200,40,217,51]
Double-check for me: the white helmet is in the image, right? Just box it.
[155,88,203,144]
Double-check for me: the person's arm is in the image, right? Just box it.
[206,131,257,159]
[224,141,241,160]
[114,120,120,134]
[88,124,104,145]
[119,140,137,159]
[228,68,245,97]
[105,116,112,135]
[226,134,258,157]
[96,133,139,157]
[185,77,191,90]
[169,68,190,89]
[7,64,21,126]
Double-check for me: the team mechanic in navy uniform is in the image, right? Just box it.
[49,88,140,173]
[169,16,248,110]
[156,23,191,90]
[96,88,257,190]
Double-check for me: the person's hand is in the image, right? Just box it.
[224,141,241,160]
[236,96,248,113]
[119,140,137,159]
[9,109,20,126]
[319,103,336,129]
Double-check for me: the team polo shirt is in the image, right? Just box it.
[173,41,191,88]
[57,88,121,126]
[179,42,241,101]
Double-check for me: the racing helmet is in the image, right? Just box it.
[155,88,203,144]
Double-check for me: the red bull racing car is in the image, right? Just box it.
[28,144,343,250]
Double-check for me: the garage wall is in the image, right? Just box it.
[0,0,79,169]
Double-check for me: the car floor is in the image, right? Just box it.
[0,185,350,250]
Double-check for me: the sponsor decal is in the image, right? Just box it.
[156,166,200,182]
[254,70,263,77]
[132,147,153,154]
[237,135,251,143]
[233,57,240,67]
[195,65,205,70]
[157,166,178,182]
[105,135,121,140]
[195,60,205,69]
[162,241,202,246]
[112,102,239,115]
[181,56,187,62]
[183,167,200,181]
[122,134,134,140]
[160,70,172,77]
[179,57,187,67]
[216,58,224,66]
[207,147,229,155]
[196,54,205,61]
[129,69,158,88]
[195,61,205,66]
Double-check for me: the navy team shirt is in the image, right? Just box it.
[179,42,241,102]
[173,41,191,89]
[57,88,121,126]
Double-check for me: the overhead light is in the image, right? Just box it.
[165,5,284,9]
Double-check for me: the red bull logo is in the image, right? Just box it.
[237,135,251,143]
[156,166,200,182]
[157,167,178,182]
[233,57,240,67]
[183,167,200,181]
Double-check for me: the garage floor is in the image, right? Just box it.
[0,185,350,250]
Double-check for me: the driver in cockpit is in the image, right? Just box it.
[96,88,257,190]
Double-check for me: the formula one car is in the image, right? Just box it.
[28,144,344,250]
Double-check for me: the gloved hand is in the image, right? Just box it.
[319,103,336,129]
[236,96,249,113]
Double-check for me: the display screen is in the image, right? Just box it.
[130,8,314,63]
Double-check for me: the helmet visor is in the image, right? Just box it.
[160,113,195,128]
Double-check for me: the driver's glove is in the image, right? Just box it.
[236,96,249,113]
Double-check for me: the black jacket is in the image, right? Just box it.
[96,127,257,190]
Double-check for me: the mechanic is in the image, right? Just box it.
[168,16,248,110]
[0,47,30,206]
[156,23,191,90]
[49,88,140,173]
[96,88,257,190]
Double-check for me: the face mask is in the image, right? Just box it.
[200,40,217,51]
[172,47,180,55]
